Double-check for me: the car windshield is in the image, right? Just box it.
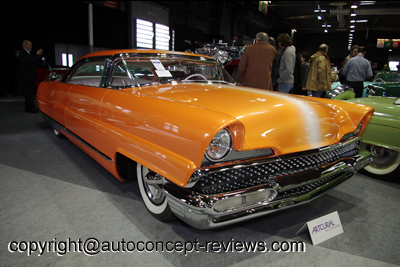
[374,72,400,83]
[109,57,235,88]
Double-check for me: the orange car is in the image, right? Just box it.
[37,49,374,229]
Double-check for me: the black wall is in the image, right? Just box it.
[2,1,129,94]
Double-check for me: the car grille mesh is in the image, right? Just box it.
[192,142,359,194]
[274,172,346,200]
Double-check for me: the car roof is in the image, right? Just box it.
[79,49,212,61]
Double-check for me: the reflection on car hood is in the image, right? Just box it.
[138,83,373,155]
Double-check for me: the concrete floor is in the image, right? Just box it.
[1,95,399,266]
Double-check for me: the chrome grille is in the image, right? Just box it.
[192,141,359,194]
[274,172,346,200]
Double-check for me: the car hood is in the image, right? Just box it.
[137,83,374,155]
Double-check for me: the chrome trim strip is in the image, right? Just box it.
[201,148,274,167]
[40,112,113,162]
[64,129,113,162]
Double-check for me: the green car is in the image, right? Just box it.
[327,85,400,180]
[365,72,400,97]
[346,96,400,180]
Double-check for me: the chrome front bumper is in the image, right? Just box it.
[164,142,372,229]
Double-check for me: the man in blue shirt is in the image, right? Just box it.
[342,46,373,98]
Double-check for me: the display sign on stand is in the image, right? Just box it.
[296,211,344,246]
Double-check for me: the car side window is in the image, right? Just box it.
[110,60,155,88]
[68,61,105,87]
[110,61,135,87]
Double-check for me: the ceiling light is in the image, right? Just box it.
[324,29,328,33]
[350,30,355,32]
[351,5,358,8]
[318,16,322,20]
[351,13,357,16]
[350,20,356,23]
[360,1,375,5]
[350,25,355,28]
[356,20,368,23]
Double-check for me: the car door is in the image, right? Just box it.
[65,59,108,152]
[38,81,73,127]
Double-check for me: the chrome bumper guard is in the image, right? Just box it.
[164,139,372,229]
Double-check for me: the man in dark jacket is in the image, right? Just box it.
[238,32,277,90]
[19,40,43,112]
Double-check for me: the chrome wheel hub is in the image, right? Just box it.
[370,145,397,168]
[141,167,165,205]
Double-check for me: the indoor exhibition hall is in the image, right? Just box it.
[1,1,399,266]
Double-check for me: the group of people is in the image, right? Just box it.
[237,32,297,93]
[238,32,373,98]
[16,35,373,115]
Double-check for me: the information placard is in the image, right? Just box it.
[296,211,344,245]
[151,59,172,77]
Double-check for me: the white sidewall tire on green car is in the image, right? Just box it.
[361,146,400,180]
[136,163,176,221]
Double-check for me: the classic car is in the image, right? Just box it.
[331,71,400,98]
[346,96,400,180]
[195,42,245,81]
[326,85,400,180]
[36,58,69,87]
[364,71,400,97]
[37,49,374,229]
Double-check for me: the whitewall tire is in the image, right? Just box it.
[136,163,176,221]
[360,145,400,180]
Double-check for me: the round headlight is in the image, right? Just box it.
[205,129,232,162]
